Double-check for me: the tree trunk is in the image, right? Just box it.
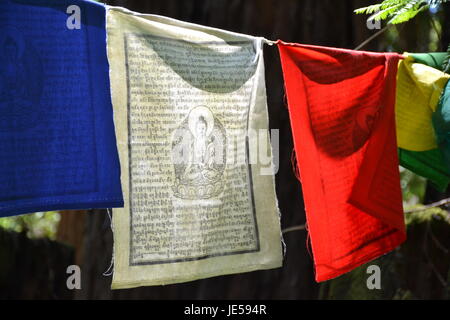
[57,210,87,266]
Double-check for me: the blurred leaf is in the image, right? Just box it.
[400,166,427,207]
[0,212,61,240]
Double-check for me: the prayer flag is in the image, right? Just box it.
[397,53,450,191]
[107,7,282,288]
[278,41,406,282]
[0,0,123,217]
[432,75,450,172]
[395,55,450,152]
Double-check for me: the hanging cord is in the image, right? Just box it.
[283,197,450,233]
[102,208,114,277]
[354,24,391,50]
[354,21,411,51]
[263,38,277,46]
[282,224,305,234]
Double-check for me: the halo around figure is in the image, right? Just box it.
[188,106,214,138]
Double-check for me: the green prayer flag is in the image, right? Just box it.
[432,80,450,179]
[410,52,447,71]
[398,148,449,191]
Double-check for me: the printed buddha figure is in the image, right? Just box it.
[182,115,220,185]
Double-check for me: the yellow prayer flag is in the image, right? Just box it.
[395,55,450,151]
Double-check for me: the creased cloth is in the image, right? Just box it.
[395,55,450,151]
[431,67,450,177]
[107,7,282,288]
[0,0,123,217]
[398,52,450,191]
[278,41,406,282]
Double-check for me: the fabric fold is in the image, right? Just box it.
[396,55,450,152]
[277,41,406,282]
[432,73,450,171]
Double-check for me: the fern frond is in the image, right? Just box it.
[368,3,404,21]
[442,43,450,73]
[389,0,428,24]
[355,0,448,25]
[354,0,405,14]
[354,4,385,15]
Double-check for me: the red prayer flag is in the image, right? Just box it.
[277,41,406,282]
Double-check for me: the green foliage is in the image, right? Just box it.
[400,167,427,207]
[443,43,450,73]
[355,0,450,69]
[355,0,449,24]
[404,205,450,224]
[0,212,60,240]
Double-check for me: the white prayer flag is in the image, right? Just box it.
[107,7,282,288]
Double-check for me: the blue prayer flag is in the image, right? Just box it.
[0,0,123,217]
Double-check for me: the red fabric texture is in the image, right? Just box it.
[277,41,406,282]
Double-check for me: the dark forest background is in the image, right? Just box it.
[0,0,449,299]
